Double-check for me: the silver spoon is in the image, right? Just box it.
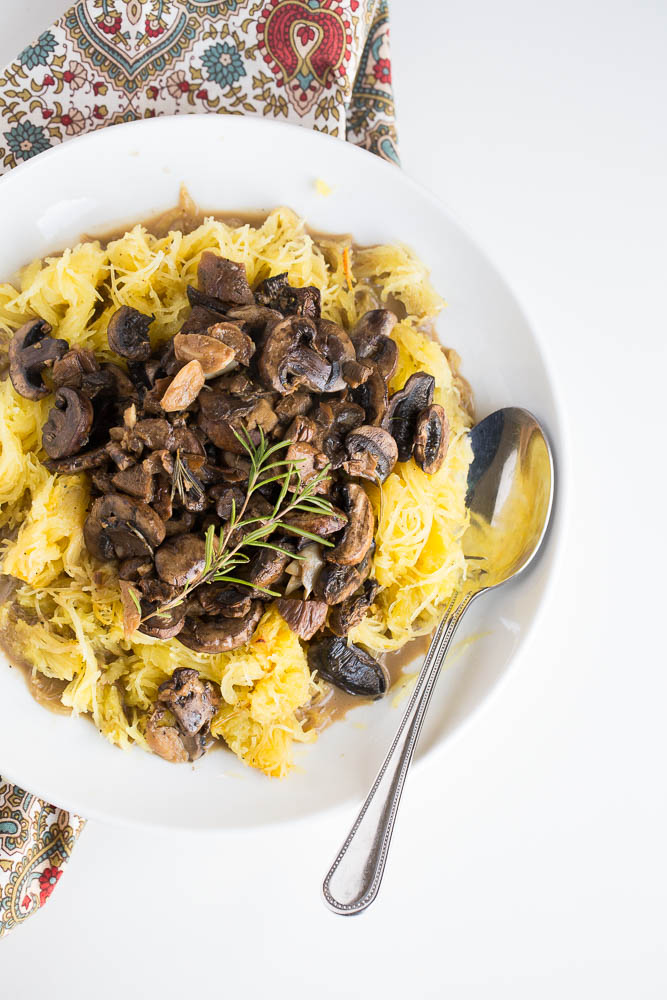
[322,407,554,915]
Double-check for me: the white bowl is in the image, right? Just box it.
[0,115,566,830]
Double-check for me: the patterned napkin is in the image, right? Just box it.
[0,0,398,936]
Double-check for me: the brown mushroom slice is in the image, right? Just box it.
[314,562,364,605]
[254,272,321,321]
[173,333,236,378]
[145,708,190,764]
[52,347,99,389]
[326,484,373,567]
[139,601,187,640]
[9,318,68,400]
[277,598,328,640]
[383,372,435,462]
[42,387,94,459]
[307,636,387,698]
[274,391,312,424]
[351,310,399,381]
[207,322,255,366]
[44,444,109,474]
[198,391,278,453]
[155,534,207,588]
[111,462,155,502]
[197,251,254,306]
[259,316,335,395]
[180,304,226,336]
[351,370,388,426]
[246,544,296,591]
[84,493,166,561]
[315,319,356,364]
[344,425,398,483]
[342,359,373,389]
[329,580,380,637]
[106,306,153,361]
[133,418,175,452]
[178,602,263,653]
[118,556,153,580]
[414,404,450,475]
[285,441,331,493]
[198,585,253,619]
[283,507,348,541]
[157,667,220,735]
[160,359,205,412]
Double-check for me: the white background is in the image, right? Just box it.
[2,1,666,996]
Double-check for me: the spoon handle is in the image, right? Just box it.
[322,591,475,915]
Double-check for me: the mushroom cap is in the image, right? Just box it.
[197,251,254,306]
[351,310,399,382]
[329,579,380,636]
[307,636,387,698]
[259,316,336,394]
[84,493,166,561]
[157,667,220,734]
[106,306,153,361]
[254,272,321,321]
[155,533,207,588]
[326,483,374,566]
[383,371,435,462]
[178,602,263,653]
[344,425,398,483]
[414,404,450,475]
[206,322,255,366]
[42,387,94,459]
[8,318,68,400]
[351,370,389,426]
[139,601,187,640]
[276,598,328,640]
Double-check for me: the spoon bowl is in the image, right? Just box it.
[323,407,555,914]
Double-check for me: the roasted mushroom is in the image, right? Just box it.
[42,387,94,459]
[44,444,110,474]
[179,602,263,653]
[259,316,335,395]
[329,580,380,636]
[307,637,387,698]
[157,667,220,736]
[139,602,187,640]
[276,598,328,640]
[84,494,166,561]
[155,534,207,588]
[383,372,435,462]
[351,370,388,426]
[414,404,450,474]
[106,306,153,361]
[350,310,398,381]
[254,272,321,321]
[283,507,348,540]
[9,318,68,400]
[344,425,398,482]
[52,347,99,389]
[197,251,254,306]
[207,322,255,366]
[326,484,374,566]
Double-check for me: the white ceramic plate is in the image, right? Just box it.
[0,115,565,830]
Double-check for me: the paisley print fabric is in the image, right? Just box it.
[0,0,398,936]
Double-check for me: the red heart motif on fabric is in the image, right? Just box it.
[261,1,349,87]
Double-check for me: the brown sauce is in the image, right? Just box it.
[0,631,70,715]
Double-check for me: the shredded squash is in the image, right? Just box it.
[0,207,473,777]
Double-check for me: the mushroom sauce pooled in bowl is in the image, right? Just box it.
[0,206,474,778]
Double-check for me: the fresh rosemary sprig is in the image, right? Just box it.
[138,427,335,624]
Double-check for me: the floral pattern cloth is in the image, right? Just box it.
[0,0,398,936]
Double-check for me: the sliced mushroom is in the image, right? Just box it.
[118,556,153,580]
[259,316,335,395]
[106,306,153,361]
[315,319,356,363]
[132,418,175,452]
[179,601,263,653]
[111,462,154,502]
[155,534,207,588]
[274,391,312,424]
[180,304,227,336]
[283,507,347,540]
[197,251,254,306]
[276,598,328,640]
[84,494,166,561]
[351,370,388,426]
[383,372,435,462]
[414,404,450,474]
[198,585,253,618]
[198,391,278,453]
[42,387,94,459]
[44,443,109,474]
[246,544,295,591]
[157,667,220,735]
[329,580,380,636]
[350,310,398,381]
[342,359,372,389]
[344,425,398,483]
[160,359,205,411]
[139,600,187,640]
[307,636,387,698]
[326,484,373,566]
[207,322,255,366]
[52,347,99,389]
[9,318,68,400]
[144,708,189,764]
[313,561,364,605]
[173,333,236,378]
[285,441,331,492]
[254,272,321,321]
